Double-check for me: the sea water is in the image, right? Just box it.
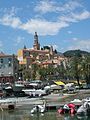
[0,108,90,120]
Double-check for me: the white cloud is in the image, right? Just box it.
[0,14,22,28]
[21,19,69,35]
[34,1,56,14]
[0,13,69,35]
[59,15,77,23]
[0,0,90,36]
[34,0,82,14]
[61,1,82,12]
[0,10,90,36]
[68,39,90,52]
[72,10,90,21]
[59,10,90,23]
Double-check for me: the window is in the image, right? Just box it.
[8,58,12,64]
[0,59,3,63]
[8,58,12,67]
[8,63,12,67]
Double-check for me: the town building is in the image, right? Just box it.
[17,32,66,80]
[0,52,19,83]
[17,32,65,66]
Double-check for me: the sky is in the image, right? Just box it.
[0,0,90,54]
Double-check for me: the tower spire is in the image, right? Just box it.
[33,32,40,50]
[34,32,38,42]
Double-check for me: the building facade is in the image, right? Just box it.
[17,32,66,80]
[17,32,53,66]
[0,53,19,83]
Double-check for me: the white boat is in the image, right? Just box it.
[77,100,90,115]
[22,89,48,97]
[30,101,46,114]
[70,99,82,104]
[83,97,90,102]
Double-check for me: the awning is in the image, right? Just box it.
[54,81,65,86]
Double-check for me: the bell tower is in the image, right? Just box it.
[33,32,40,50]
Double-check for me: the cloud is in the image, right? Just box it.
[62,0,82,11]
[34,1,56,14]
[59,10,90,23]
[72,10,90,21]
[0,14,22,28]
[0,0,90,36]
[67,39,90,52]
[0,10,90,36]
[0,6,22,28]
[34,0,82,14]
[21,19,69,35]
[0,13,69,35]
[0,6,24,29]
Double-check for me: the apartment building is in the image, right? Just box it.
[0,52,19,83]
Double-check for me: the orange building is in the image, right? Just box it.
[17,32,65,68]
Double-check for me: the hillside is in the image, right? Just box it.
[63,49,90,57]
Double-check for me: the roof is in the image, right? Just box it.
[23,49,49,54]
[0,54,15,58]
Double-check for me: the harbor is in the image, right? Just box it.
[0,89,89,111]
[0,89,90,120]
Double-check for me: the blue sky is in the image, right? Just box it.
[0,0,90,54]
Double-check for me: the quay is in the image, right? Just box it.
[0,92,83,111]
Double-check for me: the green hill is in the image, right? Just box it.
[63,49,90,57]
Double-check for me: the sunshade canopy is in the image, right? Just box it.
[54,81,65,86]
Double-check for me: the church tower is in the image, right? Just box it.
[50,45,54,55]
[33,32,40,50]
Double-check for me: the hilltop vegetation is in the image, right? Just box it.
[63,49,90,57]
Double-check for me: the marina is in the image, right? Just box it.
[0,90,88,110]
[0,89,90,120]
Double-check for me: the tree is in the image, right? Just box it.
[68,56,82,86]
[39,67,47,80]
[31,63,39,80]
[81,55,90,86]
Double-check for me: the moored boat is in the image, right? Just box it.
[77,101,90,115]
[30,101,46,114]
